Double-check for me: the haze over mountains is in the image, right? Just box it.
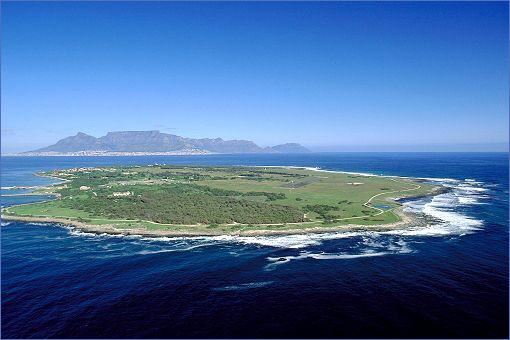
[25,131,309,155]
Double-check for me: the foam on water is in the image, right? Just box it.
[233,232,362,249]
[39,173,491,253]
[136,243,217,255]
[265,250,392,269]
[137,233,366,249]
[4,171,493,261]
[190,176,490,248]
[259,165,378,177]
[263,235,414,269]
[391,178,490,237]
[268,251,387,262]
[416,177,462,183]
[213,281,274,291]
[262,168,490,241]
[457,196,483,205]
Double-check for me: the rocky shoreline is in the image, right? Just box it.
[2,206,428,237]
[2,166,441,238]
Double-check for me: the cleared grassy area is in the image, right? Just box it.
[3,165,438,232]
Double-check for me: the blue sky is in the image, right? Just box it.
[2,1,508,152]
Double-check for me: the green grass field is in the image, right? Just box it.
[3,165,437,233]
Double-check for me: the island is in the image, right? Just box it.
[1,165,441,236]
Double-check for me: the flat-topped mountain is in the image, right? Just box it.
[26,131,309,154]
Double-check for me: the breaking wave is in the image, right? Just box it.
[264,167,490,239]
[267,251,387,265]
[264,235,414,268]
[394,177,489,237]
[13,170,492,264]
[60,174,490,250]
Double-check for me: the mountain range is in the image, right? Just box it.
[26,131,309,154]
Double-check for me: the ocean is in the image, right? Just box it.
[1,153,508,338]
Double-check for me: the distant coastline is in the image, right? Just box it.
[20,130,310,155]
[9,150,213,157]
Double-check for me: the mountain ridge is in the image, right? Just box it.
[26,131,309,154]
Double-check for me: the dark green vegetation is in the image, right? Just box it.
[59,183,303,224]
[4,165,438,233]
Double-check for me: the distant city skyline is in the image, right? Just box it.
[2,1,508,153]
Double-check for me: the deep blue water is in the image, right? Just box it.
[1,153,508,338]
